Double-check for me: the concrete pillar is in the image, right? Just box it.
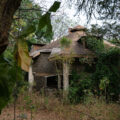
[58,74,61,89]
[28,65,34,92]
[63,61,69,99]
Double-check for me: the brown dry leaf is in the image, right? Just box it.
[17,39,31,72]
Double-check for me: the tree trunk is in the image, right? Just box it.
[0,0,22,54]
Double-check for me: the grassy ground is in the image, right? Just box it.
[1,92,120,120]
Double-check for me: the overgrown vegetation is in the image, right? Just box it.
[69,36,120,103]
[0,1,120,119]
[1,91,120,120]
[91,48,120,101]
[0,51,24,113]
[69,71,92,104]
[60,37,72,48]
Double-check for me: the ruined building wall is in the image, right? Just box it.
[32,54,85,90]
[33,53,57,75]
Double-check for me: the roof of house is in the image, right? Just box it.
[30,25,119,59]
[104,40,120,48]
[30,25,95,59]
[69,25,86,32]
[39,25,86,50]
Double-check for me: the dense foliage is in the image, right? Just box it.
[91,48,120,101]
[69,71,92,104]
[0,52,24,113]
[69,36,120,103]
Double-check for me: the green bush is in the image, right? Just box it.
[69,71,92,104]
[69,36,120,104]
[86,36,104,54]
[91,48,120,101]
[0,52,24,113]
[85,36,120,101]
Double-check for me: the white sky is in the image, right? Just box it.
[33,0,103,27]
[33,0,104,39]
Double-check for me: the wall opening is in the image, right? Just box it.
[46,75,73,89]
[47,76,58,89]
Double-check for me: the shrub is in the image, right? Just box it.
[69,36,120,103]
[91,48,120,101]
[69,71,92,104]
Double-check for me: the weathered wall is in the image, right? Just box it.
[33,76,45,91]
[33,54,84,76]
[33,53,57,75]
[32,54,85,90]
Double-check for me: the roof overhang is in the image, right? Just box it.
[29,49,52,58]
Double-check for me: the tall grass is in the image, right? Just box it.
[1,91,120,120]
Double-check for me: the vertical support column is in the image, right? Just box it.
[28,65,34,92]
[55,61,61,90]
[44,77,47,89]
[44,77,47,96]
[63,60,69,99]
[58,74,61,89]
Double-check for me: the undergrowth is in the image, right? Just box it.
[1,91,120,120]
[69,36,120,103]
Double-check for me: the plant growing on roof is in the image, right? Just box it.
[60,37,72,48]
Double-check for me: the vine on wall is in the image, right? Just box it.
[69,36,120,103]
[86,36,120,101]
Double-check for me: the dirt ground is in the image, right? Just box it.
[1,107,65,120]
[0,106,82,120]
[1,93,120,120]
[1,103,120,120]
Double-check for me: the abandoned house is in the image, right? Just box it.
[28,25,96,93]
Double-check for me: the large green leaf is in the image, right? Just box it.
[36,1,61,41]
[49,1,61,12]
[36,12,53,41]
[37,13,51,33]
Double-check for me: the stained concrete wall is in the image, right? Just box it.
[32,53,85,90]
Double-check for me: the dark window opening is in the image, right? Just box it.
[74,58,80,63]
[71,29,80,32]
[77,38,82,44]
[47,76,58,89]
[70,29,85,32]
[46,75,74,89]
[78,38,86,47]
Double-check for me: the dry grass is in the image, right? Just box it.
[1,91,120,120]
